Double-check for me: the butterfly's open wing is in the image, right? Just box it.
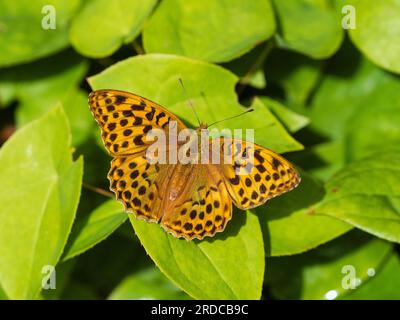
[109,158,232,240]
[213,138,301,210]
[108,154,173,222]
[160,164,233,240]
[89,89,187,156]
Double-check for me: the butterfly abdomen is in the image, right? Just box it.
[166,164,197,202]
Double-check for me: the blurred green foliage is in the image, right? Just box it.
[0,0,399,300]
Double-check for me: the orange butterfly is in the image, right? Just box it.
[88,89,300,240]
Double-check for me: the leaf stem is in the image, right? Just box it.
[237,40,275,96]
[132,40,145,55]
[83,182,114,198]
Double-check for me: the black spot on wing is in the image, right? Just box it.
[115,95,126,105]
[272,158,282,169]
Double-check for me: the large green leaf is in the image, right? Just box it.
[273,0,343,59]
[223,43,271,90]
[259,171,352,256]
[0,84,16,108]
[66,228,147,298]
[109,267,190,300]
[62,200,127,261]
[267,231,393,300]
[310,46,400,161]
[18,89,93,146]
[143,0,276,62]
[0,51,87,101]
[260,97,310,133]
[0,283,7,300]
[40,260,75,300]
[88,54,302,153]
[0,0,80,67]
[291,141,345,182]
[265,49,323,107]
[70,0,157,58]
[343,254,400,300]
[342,0,400,73]
[0,51,91,146]
[263,148,400,256]
[316,149,400,244]
[59,282,99,300]
[130,210,264,299]
[0,106,83,299]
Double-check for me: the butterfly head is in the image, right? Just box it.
[197,122,209,130]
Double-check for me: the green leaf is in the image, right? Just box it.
[316,149,400,244]
[309,45,371,141]
[39,260,75,300]
[291,141,346,182]
[223,43,271,90]
[69,0,157,58]
[258,170,352,256]
[0,51,87,101]
[62,200,127,261]
[88,53,302,153]
[247,71,266,90]
[59,89,95,146]
[0,283,7,300]
[265,49,323,107]
[267,231,393,300]
[143,0,276,63]
[67,229,145,296]
[109,267,190,300]
[0,84,16,108]
[344,0,400,73]
[259,97,310,133]
[0,106,83,299]
[273,0,343,59]
[309,142,345,181]
[0,0,81,67]
[18,89,93,146]
[0,51,92,146]
[59,282,99,299]
[343,254,400,300]
[310,45,400,161]
[130,210,264,299]
[245,98,303,152]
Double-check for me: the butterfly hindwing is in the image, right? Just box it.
[160,164,233,240]
[214,138,301,209]
[108,154,172,222]
[89,89,187,156]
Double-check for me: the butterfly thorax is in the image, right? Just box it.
[197,122,208,130]
[177,127,210,164]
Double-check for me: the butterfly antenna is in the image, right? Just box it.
[208,108,254,127]
[179,78,201,126]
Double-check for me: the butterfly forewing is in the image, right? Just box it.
[88,89,187,156]
[108,154,173,222]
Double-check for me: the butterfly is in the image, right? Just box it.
[88,89,300,240]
